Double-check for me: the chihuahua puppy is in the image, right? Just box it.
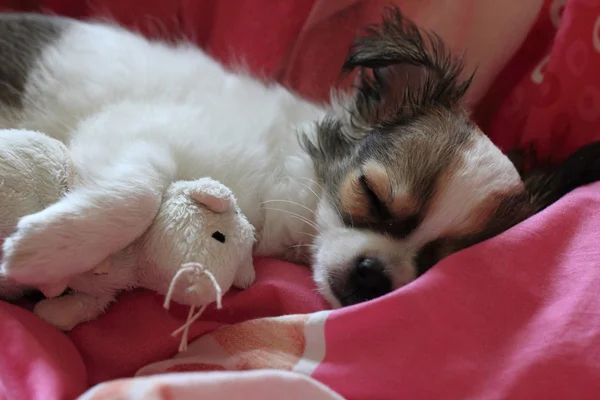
[0,8,597,310]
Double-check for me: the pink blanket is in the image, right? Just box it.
[79,371,344,400]
[1,0,599,399]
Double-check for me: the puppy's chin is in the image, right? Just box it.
[312,266,342,309]
[312,199,417,308]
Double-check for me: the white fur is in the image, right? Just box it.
[410,133,524,246]
[1,20,325,288]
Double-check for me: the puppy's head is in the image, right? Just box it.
[301,7,533,307]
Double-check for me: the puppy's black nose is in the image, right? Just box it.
[340,257,393,306]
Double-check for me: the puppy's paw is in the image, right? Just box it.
[1,208,95,286]
[34,295,87,331]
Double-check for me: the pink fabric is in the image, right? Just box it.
[1,0,599,399]
[78,371,344,400]
[0,303,87,400]
[0,259,328,400]
[68,259,329,384]
[477,0,600,162]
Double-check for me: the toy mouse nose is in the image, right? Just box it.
[332,257,393,307]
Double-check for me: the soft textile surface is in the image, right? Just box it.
[78,371,344,400]
[477,0,600,161]
[0,0,598,399]
[0,303,86,400]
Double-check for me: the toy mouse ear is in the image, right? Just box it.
[189,178,237,213]
[191,192,231,213]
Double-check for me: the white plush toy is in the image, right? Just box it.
[0,129,256,351]
[0,129,75,300]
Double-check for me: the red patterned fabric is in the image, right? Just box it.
[476,0,600,161]
[0,1,598,399]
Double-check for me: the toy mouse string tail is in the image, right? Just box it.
[178,305,196,352]
[163,262,224,352]
[163,266,191,310]
[172,303,208,352]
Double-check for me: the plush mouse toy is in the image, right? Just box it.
[34,177,255,327]
[0,129,256,350]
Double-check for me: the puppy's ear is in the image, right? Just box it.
[342,6,474,129]
[520,141,600,213]
[299,117,359,183]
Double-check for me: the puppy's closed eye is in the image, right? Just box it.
[339,162,392,222]
[358,173,387,217]
[338,162,422,238]
[339,171,372,221]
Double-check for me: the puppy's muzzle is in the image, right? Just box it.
[332,257,393,306]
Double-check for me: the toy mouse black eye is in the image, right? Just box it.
[212,231,226,243]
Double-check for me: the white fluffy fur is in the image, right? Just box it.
[1,20,325,288]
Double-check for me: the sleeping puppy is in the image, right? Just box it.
[0,7,597,313]
[301,8,600,306]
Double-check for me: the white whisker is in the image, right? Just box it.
[260,206,320,233]
[288,243,316,250]
[296,177,344,223]
[260,199,316,216]
[299,232,319,240]
[292,176,323,202]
